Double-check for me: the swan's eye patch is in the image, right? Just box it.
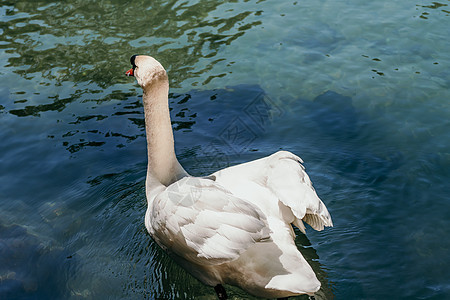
[125,55,138,77]
[130,54,137,67]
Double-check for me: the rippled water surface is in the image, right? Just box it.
[1,0,449,299]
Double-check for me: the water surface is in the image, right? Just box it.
[1,0,449,299]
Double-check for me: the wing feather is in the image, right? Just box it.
[266,151,333,232]
[212,150,333,233]
[149,177,270,265]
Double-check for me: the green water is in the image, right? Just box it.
[1,0,449,299]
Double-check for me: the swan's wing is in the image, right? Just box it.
[215,151,333,233]
[149,177,270,265]
[265,151,333,233]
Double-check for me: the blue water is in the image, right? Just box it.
[1,0,449,299]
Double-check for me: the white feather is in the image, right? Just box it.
[150,177,270,265]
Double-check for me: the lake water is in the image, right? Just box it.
[1,0,449,299]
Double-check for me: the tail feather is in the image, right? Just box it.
[303,211,333,231]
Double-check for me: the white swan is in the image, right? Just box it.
[125,55,333,299]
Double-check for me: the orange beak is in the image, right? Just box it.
[125,68,134,76]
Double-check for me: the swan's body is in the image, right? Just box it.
[126,55,333,298]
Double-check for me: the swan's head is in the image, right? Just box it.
[126,55,168,90]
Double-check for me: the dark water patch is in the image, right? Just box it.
[417,2,448,9]
[65,140,106,153]
[295,90,404,181]
[9,95,77,117]
[0,223,72,299]
[170,85,283,165]
[69,114,108,124]
[302,91,359,140]
[294,229,334,299]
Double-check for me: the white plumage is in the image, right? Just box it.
[126,55,333,299]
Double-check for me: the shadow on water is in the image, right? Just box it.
[292,228,334,300]
[295,90,404,185]
[169,84,285,174]
[168,85,404,188]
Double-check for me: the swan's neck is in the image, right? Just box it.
[142,77,187,189]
